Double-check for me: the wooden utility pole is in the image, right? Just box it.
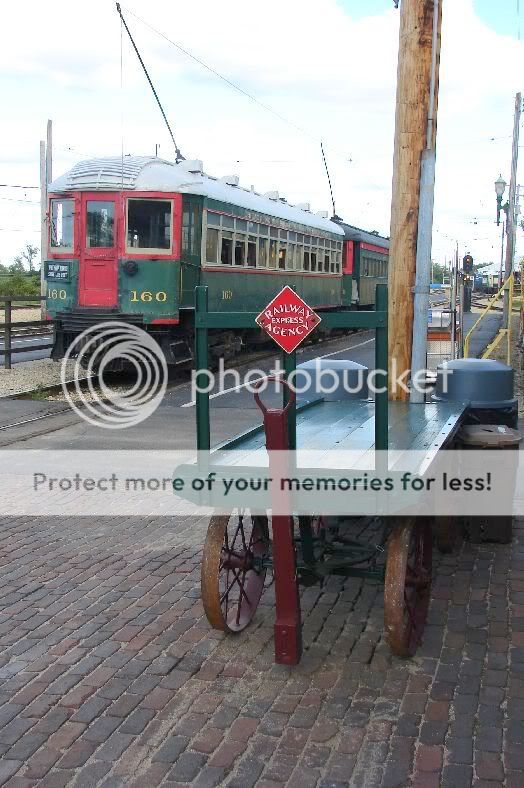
[40,119,52,314]
[46,119,53,189]
[388,0,443,400]
[39,139,47,309]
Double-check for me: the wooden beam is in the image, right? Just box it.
[39,139,47,316]
[388,0,442,400]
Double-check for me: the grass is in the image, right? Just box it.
[27,386,52,401]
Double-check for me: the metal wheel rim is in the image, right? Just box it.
[201,511,269,633]
[384,518,432,657]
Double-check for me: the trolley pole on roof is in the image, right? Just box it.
[388,0,443,402]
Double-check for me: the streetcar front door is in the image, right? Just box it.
[79,194,118,308]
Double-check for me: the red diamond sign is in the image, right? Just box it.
[255,286,321,354]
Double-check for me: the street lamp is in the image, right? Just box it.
[494,174,508,225]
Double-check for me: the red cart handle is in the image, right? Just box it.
[253,376,296,416]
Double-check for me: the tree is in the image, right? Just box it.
[9,258,25,274]
[12,244,39,272]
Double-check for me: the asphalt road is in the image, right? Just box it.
[0,334,53,364]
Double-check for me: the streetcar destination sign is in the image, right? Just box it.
[255,285,321,353]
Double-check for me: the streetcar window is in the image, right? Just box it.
[221,232,233,265]
[269,240,278,268]
[86,201,114,248]
[126,199,172,253]
[258,237,268,267]
[247,237,257,267]
[206,228,219,264]
[50,199,74,250]
[234,237,245,266]
[207,212,221,227]
[304,251,310,272]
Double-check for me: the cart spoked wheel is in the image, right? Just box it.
[384,518,432,657]
[435,516,462,554]
[201,511,269,633]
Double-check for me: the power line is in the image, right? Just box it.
[0,184,39,190]
[121,4,353,163]
[0,198,40,204]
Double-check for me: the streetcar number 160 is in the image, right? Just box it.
[130,290,167,302]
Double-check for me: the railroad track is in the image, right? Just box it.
[0,328,373,435]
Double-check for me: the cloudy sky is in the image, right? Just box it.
[1,0,522,272]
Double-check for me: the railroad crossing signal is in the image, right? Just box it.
[463,254,474,273]
[255,286,321,354]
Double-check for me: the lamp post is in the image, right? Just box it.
[495,174,508,226]
[495,175,508,289]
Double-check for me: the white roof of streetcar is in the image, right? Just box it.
[49,156,344,236]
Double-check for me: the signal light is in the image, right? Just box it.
[463,254,473,273]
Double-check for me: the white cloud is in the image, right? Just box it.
[0,0,522,268]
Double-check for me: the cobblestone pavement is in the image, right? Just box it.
[0,515,522,787]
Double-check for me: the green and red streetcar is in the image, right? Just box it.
[45,155,389,366]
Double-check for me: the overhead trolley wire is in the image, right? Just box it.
[121,4,353,164]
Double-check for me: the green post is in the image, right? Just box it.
[195,286,210,452]
[375,284,388,452]
[283,350,296,451]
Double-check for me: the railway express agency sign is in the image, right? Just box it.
[256,286,321,353]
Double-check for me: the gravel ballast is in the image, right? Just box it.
[0,359,87,397]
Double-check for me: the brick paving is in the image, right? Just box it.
[0,515,521,786]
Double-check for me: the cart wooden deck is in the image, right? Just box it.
[213,398,468,474]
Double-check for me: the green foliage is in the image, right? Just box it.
[431,262,446,283]
[9,258,25,273]
[0,243,42,297]
[13,244,39,272]
[0,271,40,297]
